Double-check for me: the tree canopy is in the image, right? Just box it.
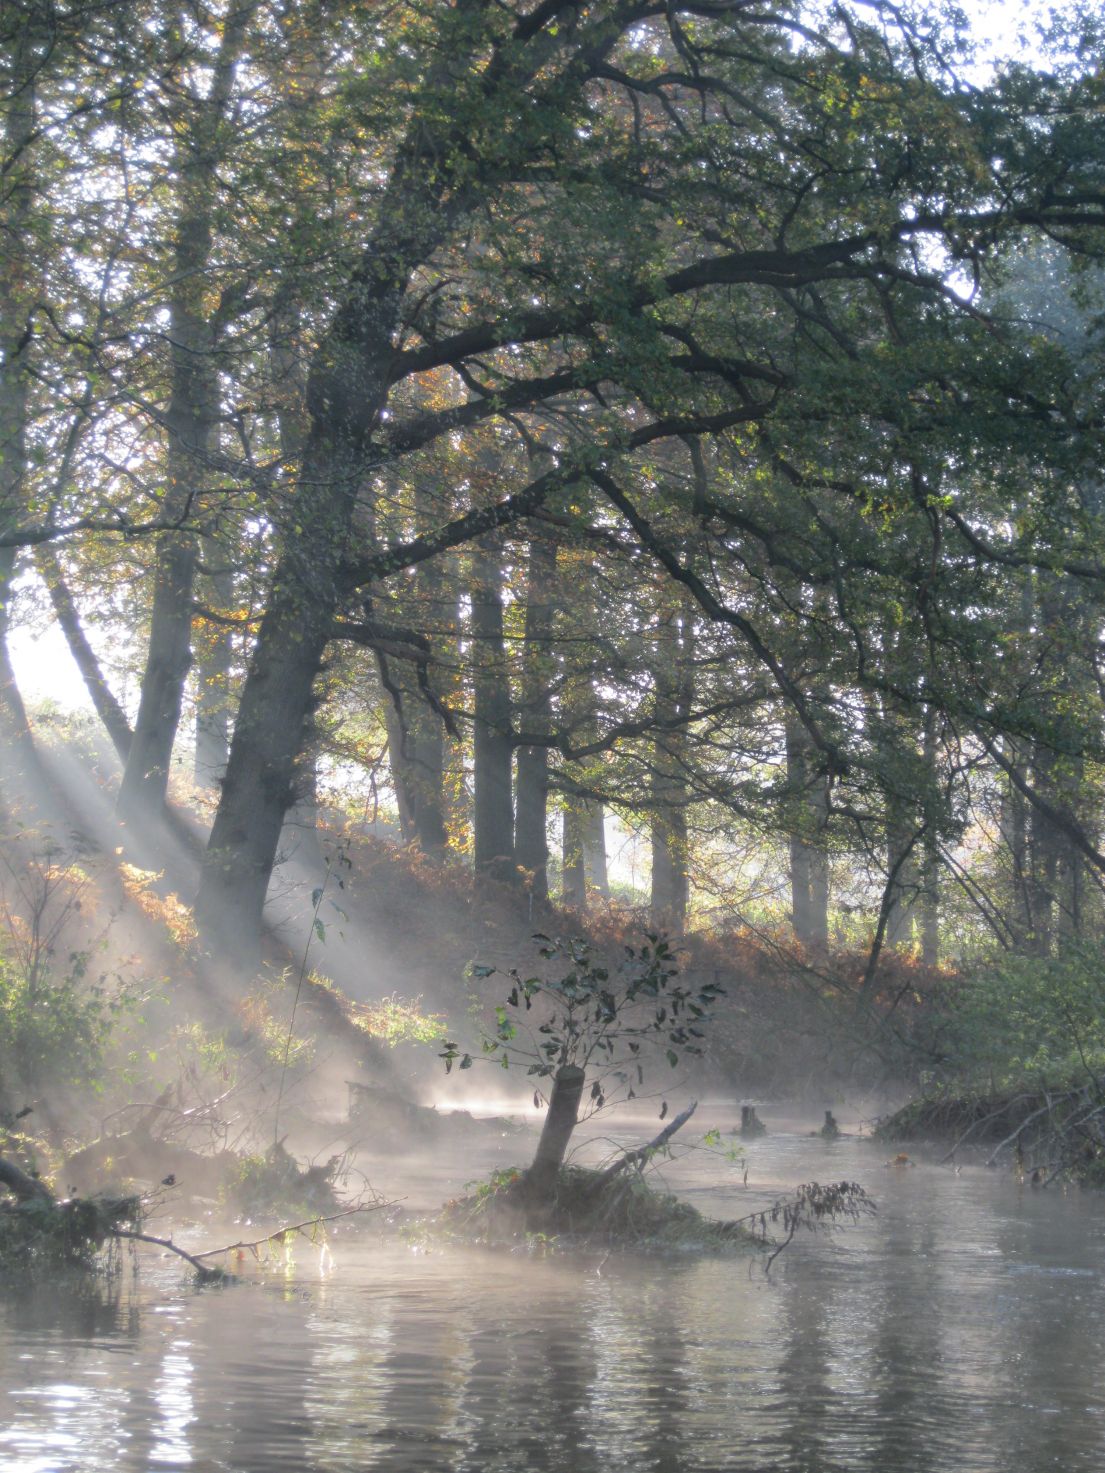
[2,0,1104,967]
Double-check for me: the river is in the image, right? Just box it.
[3,1107,1104,1472]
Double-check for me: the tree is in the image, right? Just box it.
[441,933,723,1205]
[3,1,1105,977]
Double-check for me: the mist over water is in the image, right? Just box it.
[3,1120,1105,1473]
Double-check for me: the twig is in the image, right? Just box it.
[189,1199,397,1261]
[766,1220,799,1274]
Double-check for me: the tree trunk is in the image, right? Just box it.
[786,714,829,950]
[470,534,515,884]
[561,798,587,911]
[0,22,37,760]
[378,498,450,856]
[194,25,573,953]
[650,604,693,935]
[193,543,234,788]
[117,534,198,818]
[920,708,940,967]
[403,483,452,855]
[281,722,324,868]
[885,799,919,950]
[383,691,419,844]
[35,547,132,760]
[515,532,556,899]
[195,568,334,955]
[584,800,609,899]
[525,1065,585,1205]
[195,260,448,953]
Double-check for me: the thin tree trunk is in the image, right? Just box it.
[193,544,234,787]
[525,1064,585,1205]
[650,603,693,934]
[584,801,609,899]
[381,485,450,855]
[920,706,940,966]
[470,534,515,883]
[34,547,132,760]
[562,797,587,911]
[515,532,556,899]
[383,691,419,844]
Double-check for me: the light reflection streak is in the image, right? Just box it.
[149,1340,195,1466]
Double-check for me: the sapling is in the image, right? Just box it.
[441,934,723,1203]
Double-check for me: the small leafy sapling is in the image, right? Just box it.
[441,934,724,1201]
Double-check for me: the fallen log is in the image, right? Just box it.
[0,1153,53,1204]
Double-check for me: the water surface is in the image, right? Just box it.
[3,1116,1104,1472]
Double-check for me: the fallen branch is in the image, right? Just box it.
[111,1229,221,1280]
[591,1102,698,1189]
[189,1199,398,1262]
[111,1198,397,1281]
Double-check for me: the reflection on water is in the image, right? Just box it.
[3,1121,1105,1472]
